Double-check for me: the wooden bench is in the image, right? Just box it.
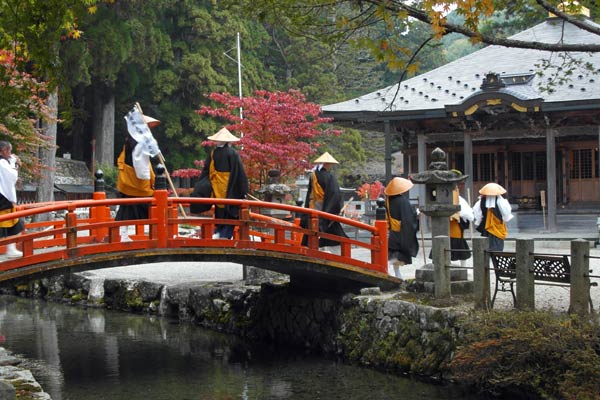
[489,252,597,308]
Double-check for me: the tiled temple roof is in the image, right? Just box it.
[322,17,600,118]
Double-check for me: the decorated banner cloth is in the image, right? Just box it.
[124,106,161,158]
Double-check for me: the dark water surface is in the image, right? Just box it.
[0,295,484,400]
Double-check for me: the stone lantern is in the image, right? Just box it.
[256,169,293,220]
[409,147,467,237]
[409,147,471,294]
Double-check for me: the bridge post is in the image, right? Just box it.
[91,170,109,242]
[516,239,535,310]
[239,204,250,280]
[168,201,179,240]
[154,164,169,247]
[238,204,250,240]
[570,239,591,316]
[66,210,78,254]
[292,199,303,244]
[372,197,388,273]
[307,214,319,249]
[473,237,491,310]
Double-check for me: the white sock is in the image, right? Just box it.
[5,243,22,256]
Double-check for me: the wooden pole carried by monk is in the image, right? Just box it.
[417,195,427,264]
[135,102,187,218]
[467,187,474,241]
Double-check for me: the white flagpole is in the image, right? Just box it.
[236,32,243,121]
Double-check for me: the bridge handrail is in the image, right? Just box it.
[2,198,154,222]
[5,197,380,235]
[173,197,379,233]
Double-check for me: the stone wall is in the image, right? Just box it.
[1,274,465,380]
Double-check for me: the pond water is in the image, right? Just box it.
[0,295,486,400]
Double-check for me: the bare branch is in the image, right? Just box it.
[535,0,600,36]
[368,0,600,52]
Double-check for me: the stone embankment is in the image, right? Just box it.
[1,271,466,386]
[0,347,51,400]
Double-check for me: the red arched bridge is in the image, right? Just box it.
[0,173,398,292]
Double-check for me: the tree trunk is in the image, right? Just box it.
[92,87,115,170]
[34,89,58,222]
[70,83,87,161]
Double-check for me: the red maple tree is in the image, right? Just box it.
[198,89,339,188]
[356,181,384,200]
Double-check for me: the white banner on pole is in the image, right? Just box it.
[124,106,161,157]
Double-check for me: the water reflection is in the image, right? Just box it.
[0,295,484,400]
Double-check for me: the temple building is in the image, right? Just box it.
[322,9,600,231]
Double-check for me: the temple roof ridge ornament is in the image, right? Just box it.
[480,72,506,90]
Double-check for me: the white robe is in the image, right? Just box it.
[473,195,513,227]
[0,157,18,203]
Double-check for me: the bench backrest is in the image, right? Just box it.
[490,252,517,279]
[532,255,570,283]
[489,252,571,284]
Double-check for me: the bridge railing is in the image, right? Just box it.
[0,170,389,279]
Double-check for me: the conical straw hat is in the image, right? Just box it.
[143,114,160,128]
[479,182,507,196]
[207,127,240,142]
[313,152,339,164]
[384,177,414,196]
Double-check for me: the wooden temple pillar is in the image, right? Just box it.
[561,148,568,205]
[384,120,392,184]
[545,127,558,232]
[598,126,600,190]
[463,132,474,203]
[417,133,429,232]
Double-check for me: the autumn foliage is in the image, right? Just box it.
[0,49,53,175]
[356,180,384,200]
[198,89,340,189]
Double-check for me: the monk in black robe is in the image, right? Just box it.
[385,177,419,278]
[199,127,248,239]
[301,152,347,250]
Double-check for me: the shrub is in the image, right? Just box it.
[450,311,600,399]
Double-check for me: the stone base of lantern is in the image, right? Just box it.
[414,263,473,295]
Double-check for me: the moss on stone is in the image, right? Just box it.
[9,378,43,399]
[70,293,83,302]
